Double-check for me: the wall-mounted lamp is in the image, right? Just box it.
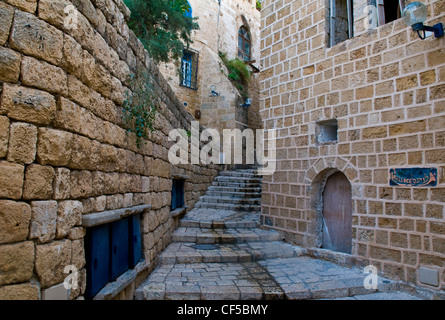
[241,98,252,107]
[210,85,219,97]
[402,2,444,40]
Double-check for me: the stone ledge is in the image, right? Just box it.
[172,174,190,180]
[82,204,151,227]
[93,260,148,300]
[170,206,188,219]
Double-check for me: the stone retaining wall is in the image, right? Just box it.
[0,0,220,299]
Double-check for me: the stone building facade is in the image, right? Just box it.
[0,0,219,299]
[259,0,445,290]
[158,0,263,132]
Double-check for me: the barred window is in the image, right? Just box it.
[180,49,199,90]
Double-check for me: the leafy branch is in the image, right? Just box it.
[124,0,200,64]
[219,52,252,100]
[122,70,158,148]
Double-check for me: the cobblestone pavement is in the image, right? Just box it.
[135,169,426,300]
[136,208,424,300]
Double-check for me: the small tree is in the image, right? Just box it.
[124,0,199,64]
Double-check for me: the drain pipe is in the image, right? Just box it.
[217,0,221,53]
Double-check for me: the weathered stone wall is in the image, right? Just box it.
[260,0,445,290]
[158,0,262,132]
[0,0,219,300]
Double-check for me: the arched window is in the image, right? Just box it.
[238,26,251,61]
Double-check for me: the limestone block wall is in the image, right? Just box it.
[260,0,445,290]
[0,0,219,300]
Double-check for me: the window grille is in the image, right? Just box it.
[180,49,199,90]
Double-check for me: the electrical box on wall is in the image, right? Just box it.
[418,267,439,287]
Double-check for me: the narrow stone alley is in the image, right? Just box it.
[135,168,424,300]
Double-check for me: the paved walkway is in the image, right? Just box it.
[135,169,424,300]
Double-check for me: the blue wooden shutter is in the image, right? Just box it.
[171,180,178,210]
[129,215,142,268]
[110,218,129,280]
[181,53,193,87]
[172,179,185,210]
[178,179,185,208]
[85,224,111,298]
[183,1,192,18]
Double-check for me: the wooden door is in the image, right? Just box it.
[322,172,352,254]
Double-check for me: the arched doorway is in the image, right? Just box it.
[321,171,352,254]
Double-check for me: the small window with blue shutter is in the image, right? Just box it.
[180,49,199,90]
[171,179,185,211]
[84,215,143,299]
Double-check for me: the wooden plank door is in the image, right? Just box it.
[322,172,352,254]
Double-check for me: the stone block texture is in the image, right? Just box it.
[0,0,220,300]
[259,0,445,291]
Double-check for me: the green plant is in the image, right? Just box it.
[122,70,158,148]
[256,0,261,10]
[219,52,252,100]
[124,0,199,64]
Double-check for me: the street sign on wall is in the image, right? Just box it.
[389,168,438,187]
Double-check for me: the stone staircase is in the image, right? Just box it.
[194,169,262,211]
[134,168,424,300]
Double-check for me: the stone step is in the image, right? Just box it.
[179,210,260,229]
[171,227,282,244]
[219,171,261,178]
[214,176,262,183]
[194,202,261,211]
[205,190,261,198]
[179,219,258,229]
[207,186,262,193]
[159,241,307,264]
[211,181,261,188]
[198,195,261,205]
[134,257,401,300]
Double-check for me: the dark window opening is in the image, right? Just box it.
[316,119,338,144]
[377,0,404,25]
[171,179,185,210]
[85,215,142,299]
[238,26,251,62]
[180,49,199,90]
